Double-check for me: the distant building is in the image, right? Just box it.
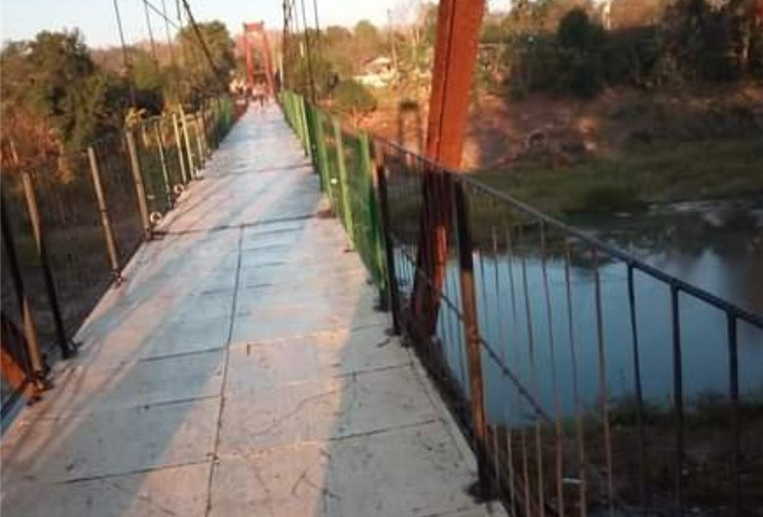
[353,56,395,88]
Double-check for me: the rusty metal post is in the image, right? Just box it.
[411,0,485,339]
[373,145,402,335]
[1,198,49,393]
[87,146,122,284]
[152,121,173,208]
[452,178,490,498]
[172,112,189,184]
[425,0,485,164]
[125,130,152,240]
[21,171,75,359]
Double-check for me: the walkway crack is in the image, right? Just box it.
[204,224,244,517]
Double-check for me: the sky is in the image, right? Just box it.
[0,0,455,48]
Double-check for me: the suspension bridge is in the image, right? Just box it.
[2,1,763,516]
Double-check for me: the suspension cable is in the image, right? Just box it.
[180,0,229,91]
[112,0,137,106]
[160,0,176,67]
[142,0,160,66]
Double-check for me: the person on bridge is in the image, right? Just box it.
[252,83,266,110]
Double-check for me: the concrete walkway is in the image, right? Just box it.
[1,106,502,517]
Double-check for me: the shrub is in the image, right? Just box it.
[557,8,605,52]
[556,9,607,98]
[332,79,377,119]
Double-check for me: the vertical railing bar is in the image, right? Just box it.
[21,171,74,359]
[442,178,462,389]
[450,265,468,395]
[490,224,504,498]
[0,198,48,393]
[563,242,587,517]
[519,223,545,517]
[87,146,122,285]
[727,313,741,517]
[592,248,614,517]
[180,107,196,179]
[521,425,532,517]
[626,264,647,513]
[333,118,354,248]
[193,115,205,173]
[125,130,152,240]
[540,221,564,517]
[374,149,402,335]
[670,285,684,515]
[453,178,490,498]
[492,225,505,365]
[153,120,173,209]
[477,224,489,334]
[171,112,189,184]
[503,218,521,515]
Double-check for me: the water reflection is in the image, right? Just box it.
[430,199,763,425]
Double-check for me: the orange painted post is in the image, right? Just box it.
[411,0,485,338]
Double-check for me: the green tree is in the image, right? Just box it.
[556,8,607,96]
[287,53,337,99]
[332,79,377,122]
[353,20,383,64]
[177,21,235,106]
[0,30,119,154]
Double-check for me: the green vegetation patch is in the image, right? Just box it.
[476,137,763,215]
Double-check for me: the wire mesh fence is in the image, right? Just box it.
[1,96,242,416]
[280,90,763,517]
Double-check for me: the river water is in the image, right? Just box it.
[427,199,763,424]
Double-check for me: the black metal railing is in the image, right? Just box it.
[282,90,763,517]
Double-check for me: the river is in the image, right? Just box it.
[420,198,763,424]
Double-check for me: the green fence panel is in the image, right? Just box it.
[278,91,390,300]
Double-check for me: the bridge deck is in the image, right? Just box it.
[1,106,500,516]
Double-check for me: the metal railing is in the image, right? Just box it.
[280,90,763,517]
[0,96,245,417]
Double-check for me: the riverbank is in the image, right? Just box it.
[475,137,763,216]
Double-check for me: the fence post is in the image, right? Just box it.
[312,108,330,193]
[152,121,173,209]
[21,171,75,359]
[87,146,122,285]
[373,145,402,335]
[180,106,196,179]
[360,133,387,305]
[333,118,354,248]
[193,116,205,173]
[452,178,490,498]
[172,112,189,184]
[1,199,49,394]
[298,96,309,154]
[197,110,209,158]
[125,130,152,240]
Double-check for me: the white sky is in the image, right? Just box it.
[1,0,508,48]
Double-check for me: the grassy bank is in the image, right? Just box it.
[475,137,763,216]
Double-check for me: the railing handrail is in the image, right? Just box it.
[373,135,763,330]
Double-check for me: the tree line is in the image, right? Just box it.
[1,22,236,163]
[482,0,763,98]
